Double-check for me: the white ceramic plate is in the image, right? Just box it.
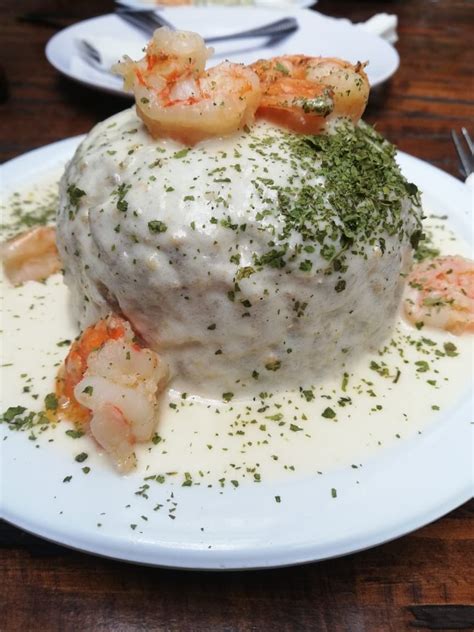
[45,8,399,97]
[0,136,472,569]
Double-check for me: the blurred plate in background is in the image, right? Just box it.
[118,0,317,9]
[45,8,399,97]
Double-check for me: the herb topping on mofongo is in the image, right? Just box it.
[57,109,422,398]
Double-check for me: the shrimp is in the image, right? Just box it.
[403,255,474,335]
[58,314,168,472]
[1,226,61,285]
[250,55,370,134]
[113,27,261,145]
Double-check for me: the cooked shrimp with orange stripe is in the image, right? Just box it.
[113,28,261,145]
[113,27,369,142]
[250,55,369,134]
[57,315,168,472]
[1,226,61,285]
[404,255,474,335]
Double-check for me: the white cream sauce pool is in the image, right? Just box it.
[1,175,473,488]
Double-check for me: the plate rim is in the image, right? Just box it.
[2,485,471,571]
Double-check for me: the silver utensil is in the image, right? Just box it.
[76,27,293,76]
[76,11,297,76]
[115,8,298,42]
[116,7,174,32]
[451,128,474,180]
[75,39,116,76]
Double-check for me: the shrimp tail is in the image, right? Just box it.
[1,226,62,285]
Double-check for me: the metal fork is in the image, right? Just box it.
[115,8,298,42]
[76,39,116,76]
[451,127,474,182]
[76,29,292,76]
[77,11,298,75]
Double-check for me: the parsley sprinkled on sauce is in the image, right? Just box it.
[1,187,58,233]
[115,183,131,213]
[299,260,312,272]
[44,393,58,411]
[57,339,72,347]
[173,148,190,159]
[335,279,346,293]
[2,406,26,422]
[413,231,441,262]
[236,266,255,280]
[265,360,281,371]
[67,184,86,209]
[66,429,84,439]
[182,472,193,487]
[322,407,336,419]
[443,342,458,357]
[148,220,168,233]
[415,361,429,373]
[341,373,349,392]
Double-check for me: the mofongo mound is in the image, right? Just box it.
[57,108,422,398]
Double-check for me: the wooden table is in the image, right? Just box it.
[1,1,473,629]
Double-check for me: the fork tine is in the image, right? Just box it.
[80,40,101,63]
[116,12,153,36]
[76,39,116,76]
[116,9,174,35]
[204,18,298,44]
[451,130,471,178]
[461,127,474,156]
[116,10,298,44]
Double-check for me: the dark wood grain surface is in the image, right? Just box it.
[1,1,473,630]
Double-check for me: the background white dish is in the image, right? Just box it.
[118,0,317,8]
[45,8,399,97]
[0,136,472,569]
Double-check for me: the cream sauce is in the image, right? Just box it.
[1,177,472,487]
